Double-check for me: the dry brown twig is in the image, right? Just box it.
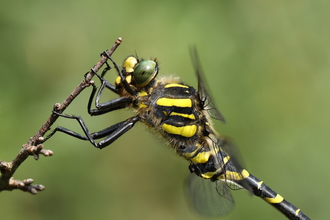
[0,37,123,194]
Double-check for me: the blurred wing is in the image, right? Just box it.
[185,173,235,216]
[190,47,225,123]
[212,135,253,193]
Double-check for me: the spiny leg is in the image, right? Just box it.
[100,58,111,78]
[87,64,134,116]
[89,66,118,94]
[86,77,133,116]
[44,111,140,149]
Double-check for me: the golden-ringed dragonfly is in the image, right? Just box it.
[44,46,311,220]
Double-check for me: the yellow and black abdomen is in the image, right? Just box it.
[144,83,203,147]
[237,171,310,220]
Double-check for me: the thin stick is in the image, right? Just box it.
[0,37,122,194]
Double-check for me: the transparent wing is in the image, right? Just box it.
[184,136,254,216]
[185,173,235,216]
[211,135,253,193]
[190,47,225,123]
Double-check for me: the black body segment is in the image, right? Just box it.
[241,173,310,220]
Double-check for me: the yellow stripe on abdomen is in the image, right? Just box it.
[241,169,250,178]
[264,194,284,204]
[162,124,197,137]
[201,167,223,179]
[156,98,192,107]
[219,171,245,181]
[190,151,212,164]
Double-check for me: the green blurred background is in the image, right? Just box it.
[1,1,328,219]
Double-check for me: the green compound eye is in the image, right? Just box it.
[132,60,158,87]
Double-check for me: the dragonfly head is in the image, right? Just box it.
[119,56,159,89]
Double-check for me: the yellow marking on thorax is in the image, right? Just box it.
[181,146,202,159]
[162,124,197,137]
[156,98,192,107]
[137,91,149,108]
[164,83,189,88]
[137,102,147,108]
[264,194,284,204]
[139,91,148,96]
[168,112,195,120]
